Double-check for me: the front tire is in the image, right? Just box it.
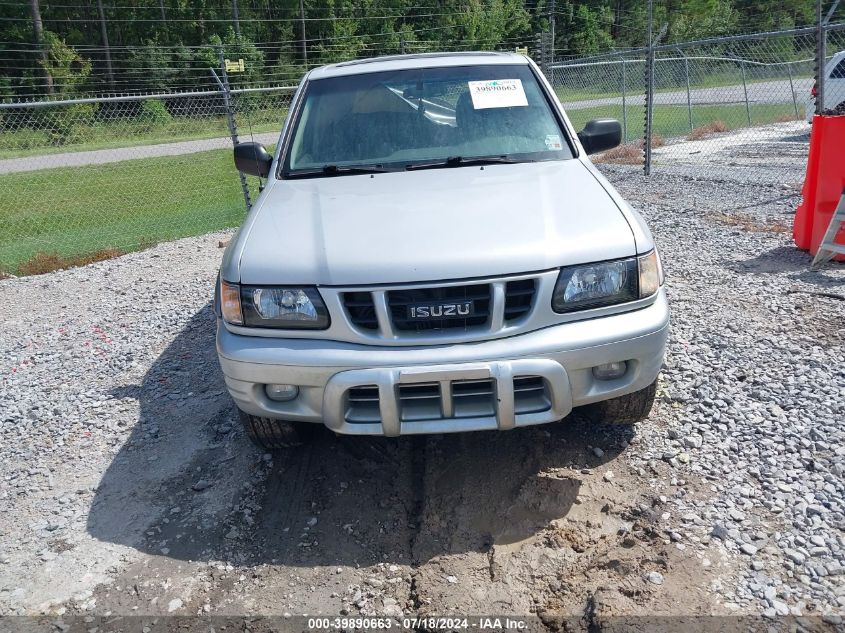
[579,379,657,425]
[240,411,314,450]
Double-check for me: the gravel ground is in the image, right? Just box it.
[0,166,843,628]
[651,121,811,185]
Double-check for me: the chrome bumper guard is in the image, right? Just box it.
[322,359,571,436]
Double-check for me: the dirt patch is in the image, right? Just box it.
[595,136,665,165]
[712,212,790,234]
[595,143,643,165]
[17,248,127,276]
[687,121,729,141]
[12,238,159,276]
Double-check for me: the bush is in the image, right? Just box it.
[39,32,94,145]
[140,99,173,125]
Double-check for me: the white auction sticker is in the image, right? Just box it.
[467,79,528,109]
[545,134,563,150]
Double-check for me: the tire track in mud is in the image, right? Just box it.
[406,436,430,612]
[65,414,737,620]
[232,432,425,614]
[253,437,318,564]
[405,427,588,614]
[397,419,732,620]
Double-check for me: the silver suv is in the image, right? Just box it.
[215,52,669,448]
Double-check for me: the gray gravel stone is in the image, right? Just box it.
[740,544,758,556]
[601,165,845,616]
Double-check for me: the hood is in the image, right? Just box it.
[236,160,635,286]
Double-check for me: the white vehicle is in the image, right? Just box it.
[215,52,669,448]
[808,50,845,121]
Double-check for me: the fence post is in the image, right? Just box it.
[644,0,654,175]
[644,16,666,175]
[740,59,751,125]
[620,57,628,142]
[817,0,840,114]
[680,48,693,131]
[786,62,799,119]
[212,50,252,212]
[817,0,825,114]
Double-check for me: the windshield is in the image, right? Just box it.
[283,63,573,176]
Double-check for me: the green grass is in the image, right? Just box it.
[565,102,804,143]
[0,147,269,273]
[0,110,286,159]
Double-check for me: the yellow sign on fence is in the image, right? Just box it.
[225,58,246,73]
[514,46,528,55]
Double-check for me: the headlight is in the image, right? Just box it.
[552,250,662,313]
[220,282,330,329]
[242,286,330,329]
[552,258,638,313]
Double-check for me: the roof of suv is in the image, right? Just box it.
[307,51,529,80]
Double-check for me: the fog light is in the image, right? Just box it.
[592,362,627,380]
[265,384,299,402]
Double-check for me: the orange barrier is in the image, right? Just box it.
[794,115,845,260]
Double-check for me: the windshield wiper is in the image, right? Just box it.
[405,155,526,171]
[286,164,393,178]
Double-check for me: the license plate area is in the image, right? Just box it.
[399,364,492,384]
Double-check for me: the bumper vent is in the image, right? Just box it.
[344,376,550,424]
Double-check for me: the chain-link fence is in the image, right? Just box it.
[1,23,843,275]
[551,23,845,184]
[0,83,293,275]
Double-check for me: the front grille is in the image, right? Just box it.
[341,275,540,338]
[387,284,491,332]
[505,279,536,322]
[343,292,378,330]
[344,376,550,424]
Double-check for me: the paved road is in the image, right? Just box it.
[0,77,812,175]
[561,77,813,110]
[0,131,279,175]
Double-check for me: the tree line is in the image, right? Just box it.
[0,0,824,100]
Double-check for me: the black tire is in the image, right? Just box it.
[239,411,314,450]
[579,379,657,425]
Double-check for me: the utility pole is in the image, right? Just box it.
[232,0,241,36]
[300,0,307,66]
[548,0,556,66]
[96,0,115,91]
[29,0,53,95]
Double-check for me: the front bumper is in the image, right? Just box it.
[217,290,669,435]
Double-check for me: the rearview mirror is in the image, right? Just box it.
[577,119,622,155]
[234,142,272,178]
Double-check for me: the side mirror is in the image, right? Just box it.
[577,119,622,155]
[234,142,272,178]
